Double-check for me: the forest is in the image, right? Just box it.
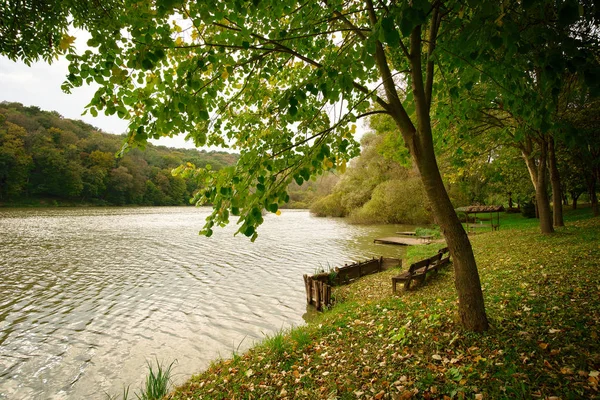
[0,102,237,206]
[295,107,599,226]
[2,98,598,228]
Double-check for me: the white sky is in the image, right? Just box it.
[0,55,198,149]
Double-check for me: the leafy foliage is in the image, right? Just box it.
[0,102,237,205]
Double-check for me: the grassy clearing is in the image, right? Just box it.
[167,208,600,399]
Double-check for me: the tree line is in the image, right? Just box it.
[308,96,599,224]
[0,102,237,206]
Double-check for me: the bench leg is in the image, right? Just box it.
[392,279,397,293]
[404,278,411,290]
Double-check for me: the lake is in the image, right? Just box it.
[0,207,412,399]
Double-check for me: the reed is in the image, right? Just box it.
[136,359,175,400]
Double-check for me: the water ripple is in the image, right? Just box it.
[0,207,410,399]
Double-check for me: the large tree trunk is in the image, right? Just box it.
[409,28,487,332]
[521,138,554,234]
[536,139,554,233]
[369,8,488,332]
[408,129,489,331]
[548,138,564,227]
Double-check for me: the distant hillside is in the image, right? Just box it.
[0,102,237,206]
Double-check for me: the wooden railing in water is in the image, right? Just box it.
[303,257,402,311]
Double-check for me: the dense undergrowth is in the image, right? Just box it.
[167,208,599,399]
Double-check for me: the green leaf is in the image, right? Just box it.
[558,0,579,26]
[244,225,255,237]
[141,58,154,70]
[381,16,399,47]
[199,110,209,120]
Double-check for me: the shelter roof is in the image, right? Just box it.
[455,205,505,213]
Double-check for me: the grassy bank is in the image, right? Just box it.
[167,208,600,399]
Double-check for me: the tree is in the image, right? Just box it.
[58,0,490,331]
[0,0,120,64]
[0,116,32,199]
[563,99,600,216]
[433,1,599,233]
[6,1,596,331]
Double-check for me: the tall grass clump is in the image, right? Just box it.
[105,359,174,400]
[261,330,289,359]
[136,359,175,400]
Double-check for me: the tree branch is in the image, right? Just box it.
[425,5,441,111]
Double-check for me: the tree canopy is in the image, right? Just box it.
[0,102,237,205]
[3,0,599,331]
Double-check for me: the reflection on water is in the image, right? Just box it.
[0,207,413,399]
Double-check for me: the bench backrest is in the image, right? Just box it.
[408,258,430,273]
[438,247,449,255]
[427,252,443,265]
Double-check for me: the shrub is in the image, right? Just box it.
[349,178,432,224]
[310,192,347,217]
[521,201,536,218]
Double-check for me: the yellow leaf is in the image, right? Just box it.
[560,367,572,375]
[59,35,76,51]
[350,124,356,133]
[275,210,281,216]
[175,37,184,46]
[222,69,229,79]
[339,159,346,174]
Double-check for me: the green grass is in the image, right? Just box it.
[166,207,600,399]
[137,359,175,400]
[107,359,174,400]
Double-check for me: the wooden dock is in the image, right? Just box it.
[374,236,431,246]
[395,231,417,236]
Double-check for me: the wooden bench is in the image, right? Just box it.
[417,234,434,243]
[392,247,451,292]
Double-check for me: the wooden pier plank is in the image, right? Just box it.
[395,231,417,236]
[374,236,431,246]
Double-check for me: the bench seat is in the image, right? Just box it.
[392,247,450,292]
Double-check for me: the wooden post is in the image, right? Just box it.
[324,284,331,308]
[315,281,322,311]
[303,275,310,305]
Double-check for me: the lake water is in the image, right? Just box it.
[0,207,411,399]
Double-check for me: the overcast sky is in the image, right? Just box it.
[0,55,198,149]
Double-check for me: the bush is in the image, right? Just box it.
[310,192,347,217]
[349,178,433,224]
[521,201,536,218]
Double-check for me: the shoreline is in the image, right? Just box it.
[164,207,600,399]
